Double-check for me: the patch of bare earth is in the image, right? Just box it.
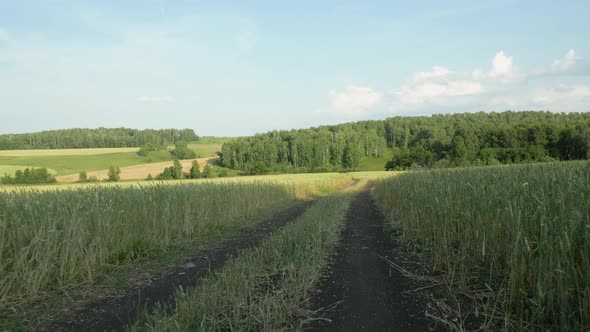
[304,185,442,332]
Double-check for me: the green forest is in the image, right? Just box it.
[219,111,590,173]
[0,128,199,150]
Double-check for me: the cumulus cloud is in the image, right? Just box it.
[530,49,590,78]
[321,86,383,115]
[138,96,176,103]
[323,49,589,116]
[472,51,518,82]
[489,51,515,79]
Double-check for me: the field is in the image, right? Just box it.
[374,161,590,331]
[0,144,221,177]
[55,157,216,182]
[1,154,588,331]
[0,173,353,327]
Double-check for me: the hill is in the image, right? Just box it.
[219,111,590,173]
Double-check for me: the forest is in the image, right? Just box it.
[219,111,590,172]
[0,128,198,150]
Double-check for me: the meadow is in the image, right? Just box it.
[0,173,352,323]
[374,161,590,331]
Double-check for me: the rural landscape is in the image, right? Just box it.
[1,1,589,331]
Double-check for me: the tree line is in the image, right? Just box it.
[219,111,590,172]
[1,168,56,184]
[0,128,199,150]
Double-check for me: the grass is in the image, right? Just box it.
[373,161,590,331]
[0,144,220,176]
[186,144,221,158]
[134,181,361,331]
[0,173,352,324]
[357,148,394,171]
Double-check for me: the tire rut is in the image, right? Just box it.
[305,184,437,332]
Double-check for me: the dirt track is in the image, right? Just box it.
[305,185,437,332]
[41,199,313,331]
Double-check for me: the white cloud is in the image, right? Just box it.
[529,49,590,78]
[471,51,518,82]
[532,85,590,104]
[551,49,577,71]
[488,51,516,81]
[394,65,484,106]
[321,86,383,115]
[138,96,176,103]
[413,66,452,82]
[395,80,484,105]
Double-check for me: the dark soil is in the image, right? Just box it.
[305,185,440,332]
[43,200,318,332]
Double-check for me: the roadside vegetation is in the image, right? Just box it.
[0,173,352,324]
[134,181,360,331]
[374,161,590,331]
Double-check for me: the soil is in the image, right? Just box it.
[304,185,440,332]
[43,199,316,332]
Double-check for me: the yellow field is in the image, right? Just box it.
[0,171,395,192]
[55,157,218,182]
[0,147,140,157]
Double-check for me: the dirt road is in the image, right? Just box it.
[306,185,436,332]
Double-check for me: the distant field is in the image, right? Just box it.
[56,157,217,182]
[0,144,221,176]
[0,147,139,157]
[187,143,221,157]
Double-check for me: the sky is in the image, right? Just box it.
[0,0,589,136]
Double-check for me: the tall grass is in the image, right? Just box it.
[0,174,351,312]
[374,162,590,331]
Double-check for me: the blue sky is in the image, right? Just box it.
[1,1,589,136]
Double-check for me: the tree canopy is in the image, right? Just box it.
[0,128,198,150]
[219,111,590,172]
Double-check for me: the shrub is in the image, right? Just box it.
[107,166,121,182]
[188,160,201,179]
[78,171,88,182]
[169,141,197,160]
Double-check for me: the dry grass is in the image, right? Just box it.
[0,147,140,157]
[56,157,217,182]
